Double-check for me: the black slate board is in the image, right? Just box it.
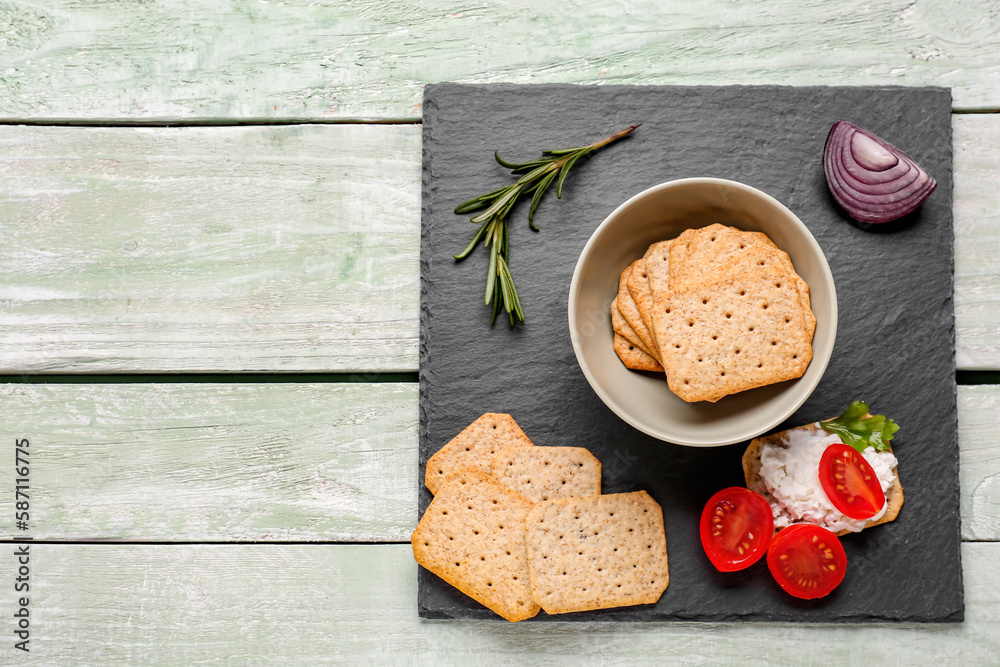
[419,83,962,622]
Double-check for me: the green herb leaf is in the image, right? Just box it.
[499,256,524,321]
[494,151,521,170]
[555,148,590,199]
[516,162,557,186]
[528,170,558,229]
[542,146,587,156]
[484,221,500,303]
[470,187,520,224]
[510,160,554,175]
[490,279,502,325]
[502,216,510,256]
[454,185,512,214]
[453,220,490,260]
[820,401,900,453]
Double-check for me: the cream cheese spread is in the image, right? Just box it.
[759,425,898,533]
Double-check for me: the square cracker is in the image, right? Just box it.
[611,301,656,358]
[411,469,540,622]
[652,267,813,403]
[626,258,659,349]
[525,491,669,615]
[667,227,699,286]
[614,333,664,373]
[643,240,671,296]
[617,263,659,359]
[669,224,729,288]
[490,446,601,503]
[746,231,815,340]
[425,413,534,495]
[742,420,904,536]
[671,227,816,341]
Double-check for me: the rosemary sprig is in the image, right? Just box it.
[453,124,640,326]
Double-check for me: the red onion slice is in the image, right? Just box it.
[823,121,936,224]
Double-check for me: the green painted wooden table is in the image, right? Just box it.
[1,2,999,664]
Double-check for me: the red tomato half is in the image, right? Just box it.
[819,443,886,520]
[767,524,847,599]
[699,487,774,572]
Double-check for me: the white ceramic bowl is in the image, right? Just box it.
[568,178,837,447]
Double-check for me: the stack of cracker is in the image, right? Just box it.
[412,413,669,621]
[612,224,815,403]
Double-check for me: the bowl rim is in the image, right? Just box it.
[568,177,838,447]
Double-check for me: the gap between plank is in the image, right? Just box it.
[0,118,421,127]
[0,109,997,129]
[0,538,992,545]
[0,539,413,546]
[0,373,419,384]
[956,371,1000,385]
[0,372,994,385]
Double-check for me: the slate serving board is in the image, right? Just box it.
[419,83,962,622]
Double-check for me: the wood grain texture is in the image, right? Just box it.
[960,386,1000,541]
[0,117,998,373]
[0,384,996,541]
[0,383,418,542]
[0,1,999,121]
[0,124,420,372]
[954,115,1000,370]
[0,542,995,665]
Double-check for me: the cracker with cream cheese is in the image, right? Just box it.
[743,420,903,537]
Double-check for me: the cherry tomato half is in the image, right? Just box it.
[767,524,847,599]
[699,487,774,572]
[819,443,886,520]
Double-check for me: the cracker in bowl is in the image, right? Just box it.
[611,224,816,403]
[652,267,813,403]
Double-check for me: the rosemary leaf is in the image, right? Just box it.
[494,150,522,170]
[499,256,524,320]
[453,184,512,214]
[510,160,555,174]
[499,267,518,326]
[483,215,496,247]
[498,264,514,311]
[502,213,510,256]
[454,220,490,259]
[556,147,591,198]
[470,187,520,224]
[485,226,500,303]
[498,191,520,220]
[516,162,558,186]
[542,146,587,155]
[528,170,559,227]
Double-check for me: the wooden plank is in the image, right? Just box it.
[959,386,1000,541]
[0,383,418,542]
[0,124,420,373]
[0,383,996,541]
[1,1,1000,121]
[0,542,994,664]
[0,116,997,374]
[954,115,1000,369]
